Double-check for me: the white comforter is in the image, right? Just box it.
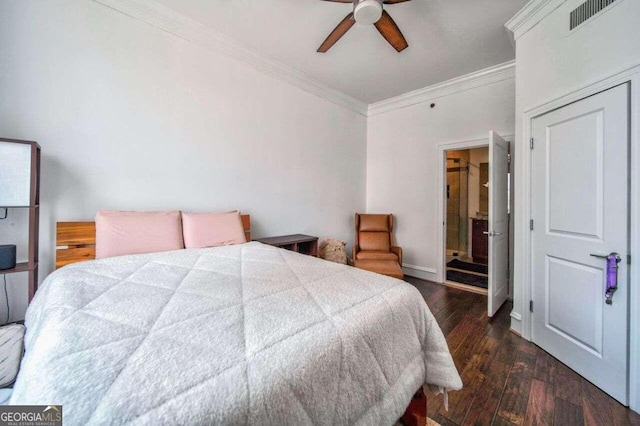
[11,242,461,425]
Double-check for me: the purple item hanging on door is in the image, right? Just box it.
[605,253,620,305]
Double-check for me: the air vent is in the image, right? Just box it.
[570,0,616,30]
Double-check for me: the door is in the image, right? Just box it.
[488,131,509,316]
[531,83,629,404]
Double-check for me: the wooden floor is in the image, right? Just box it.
[405,277,640,426]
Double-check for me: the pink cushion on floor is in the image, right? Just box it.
[95,210,184,259]
[182,211,247,249]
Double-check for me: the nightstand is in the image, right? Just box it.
[254,234,318,257]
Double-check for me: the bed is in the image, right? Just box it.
[10,217,462,425]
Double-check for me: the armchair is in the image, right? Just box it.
[353,213,404,279]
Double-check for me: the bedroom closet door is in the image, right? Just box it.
[487,131,509,317]
[530,83,630,404]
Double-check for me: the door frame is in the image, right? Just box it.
[436,136,513,286]
[519,64,640,411]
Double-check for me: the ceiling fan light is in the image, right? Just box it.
[354,0,383,25]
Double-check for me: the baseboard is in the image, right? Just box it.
[510,311,523,336]
[402,264,437,282]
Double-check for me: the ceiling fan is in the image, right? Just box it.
[317,0,411,53]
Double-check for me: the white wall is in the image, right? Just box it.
[0,0,367,321]
[511,0,640,332]
[366,79,515,280]
[509,0,640,411]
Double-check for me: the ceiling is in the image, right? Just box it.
[154,0,527,104]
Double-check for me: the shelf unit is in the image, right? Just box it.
[254,234,318,257]
[0,138,41,302]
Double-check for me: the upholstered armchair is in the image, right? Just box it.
[353,213,404,279]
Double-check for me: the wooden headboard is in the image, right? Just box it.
[56,214,251,269]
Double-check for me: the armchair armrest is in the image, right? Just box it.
[391,246,403,265]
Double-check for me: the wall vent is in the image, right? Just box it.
[570,0,616,30]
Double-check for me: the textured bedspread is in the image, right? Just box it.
[11,242,461,425]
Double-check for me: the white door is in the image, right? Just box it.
[488,131,509,317]
[531,83,629,404]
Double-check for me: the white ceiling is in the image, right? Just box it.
[154,0,527,104]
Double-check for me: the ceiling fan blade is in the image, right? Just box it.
[374,10,408,52]
[383,0,412,3]
[317,13,356,53]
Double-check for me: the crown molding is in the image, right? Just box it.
[367,60,516,117]
[505,0,565,41]
[92,0,369,116]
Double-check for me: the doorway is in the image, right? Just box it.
[439,132,511,317]
[445,148,489,294]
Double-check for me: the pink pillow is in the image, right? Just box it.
[95,211,184,259]
[182,211,247,249]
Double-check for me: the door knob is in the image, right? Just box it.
[483,231,502,237]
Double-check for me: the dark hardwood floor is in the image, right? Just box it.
[405,276,640,426]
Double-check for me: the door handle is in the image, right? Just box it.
[590,252,621,305]
[483,231,503,237]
